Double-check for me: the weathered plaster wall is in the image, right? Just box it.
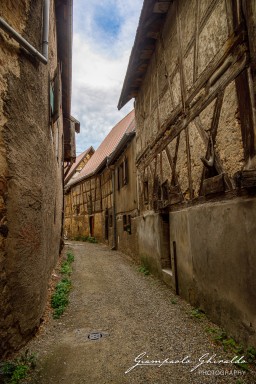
[136,0,245,207]
[0,0,64,356]
[115,139,138,256]
[170,198,256,347]
[136,213,163,277]
[133,0,255,346]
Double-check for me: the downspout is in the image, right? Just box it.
[0,0,50,64]
[42,0,50,61]
[111,168,117,250]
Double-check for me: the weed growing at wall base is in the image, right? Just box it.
[51,251,75,319]
[206,327,256,371]
[190,308,205,320]
[0,350,36,384]
[74,235,98,243]
[138,266,150,275]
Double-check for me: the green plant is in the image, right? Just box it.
[67,252,75,262]
[190,308,205,319]
[51,252,74,318]
[60,252,75,275]
[74,235,97,243]
[205,327,218,334]
[208,329,253,371]
[86,236,97,243]
[138,266,150,275]
[60,261,72,275]
[171,299,177,304]
[246,346,256,364]
[0,350,36,384]
[213,329,227,342]
[51,278,72,318]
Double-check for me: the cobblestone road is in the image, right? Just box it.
[28,241,255,384]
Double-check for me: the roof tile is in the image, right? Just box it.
[67,110,135,186]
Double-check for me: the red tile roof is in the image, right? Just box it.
[67,110,135,186]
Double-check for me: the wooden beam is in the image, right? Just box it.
[235,68,255,161]
[185,127,193,199]
[153,2,170,14]
[137,39,248,168]
[193,0,200,82]
[203,173,225,195]
[234,169,256,188]
[176,0,187,112]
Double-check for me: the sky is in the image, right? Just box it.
[71,0,143,154]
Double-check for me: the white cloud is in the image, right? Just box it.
[71,0,143,153]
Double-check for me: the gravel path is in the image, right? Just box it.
[27,241,255,384]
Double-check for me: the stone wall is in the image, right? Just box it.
[0,0,64,356]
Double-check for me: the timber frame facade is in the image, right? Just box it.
[64,111,137,252]
[118,0,256,347]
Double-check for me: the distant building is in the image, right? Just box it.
[64,110,136,249]
[0,0,77,355]
[64,146,95,186]
[118,0,256,347]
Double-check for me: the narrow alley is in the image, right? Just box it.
[27,242,255,384]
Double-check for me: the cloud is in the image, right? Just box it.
[71,0,143,153]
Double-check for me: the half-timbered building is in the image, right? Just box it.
[118,0,256,346]
[64,146,95,186]
[64,111,136,248]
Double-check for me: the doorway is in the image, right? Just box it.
[160,213,171,269]
[160,213,179,294]
[105,209,109,240]
[89,216,94,237]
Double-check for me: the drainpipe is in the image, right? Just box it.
[0,0,50,64]
[111,168,117,250]
[42,0,50,61]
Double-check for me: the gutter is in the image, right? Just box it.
[0,0,50,64]
[65,158,108,190]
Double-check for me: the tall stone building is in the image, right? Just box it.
[118,0,256,347]
[0,0,76,356]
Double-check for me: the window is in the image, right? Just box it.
[123,215,131,234]
[127,215,131,234]
[75,204,80,215]
[123,158,128,185]
[143,180,149,203]
[118,163,123,190]
[123,215,127,231]
[117,158,129,189]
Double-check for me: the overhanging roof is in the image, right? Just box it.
[66,110,135,188]
[107,131,136,166]
[55,0,73,118]
[118,0,172,110]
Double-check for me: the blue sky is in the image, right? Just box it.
[71,0,143,154]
